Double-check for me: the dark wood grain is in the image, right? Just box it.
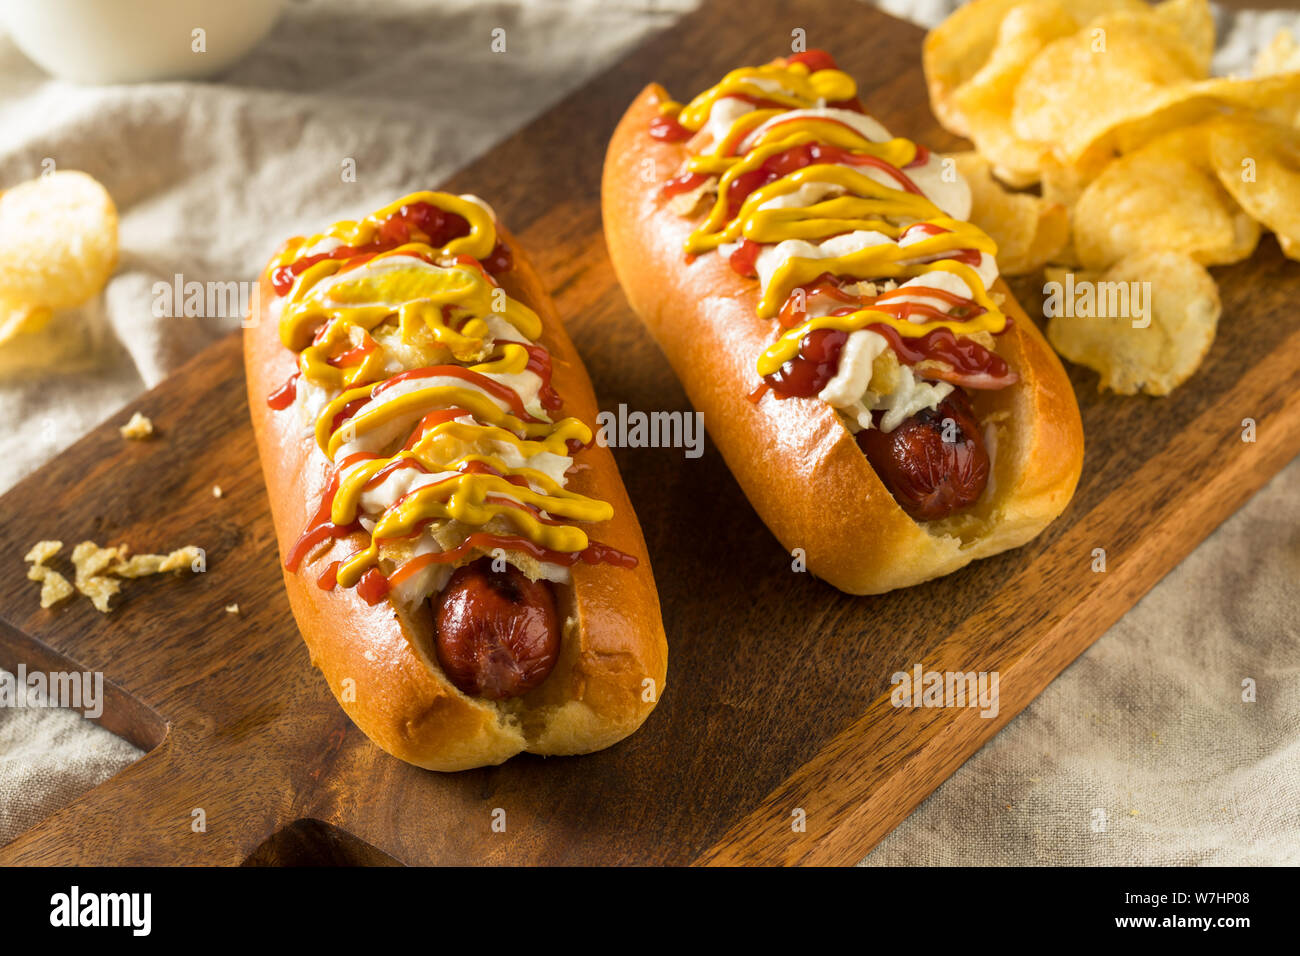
[0,0,1297,866]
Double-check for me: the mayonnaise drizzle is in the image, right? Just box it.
[269,191,619,603]
[661,56,1009,431]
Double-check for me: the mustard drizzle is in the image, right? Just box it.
[271,191,612,589]
[663,58,1008,376]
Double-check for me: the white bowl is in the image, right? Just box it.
[2,0,287,84]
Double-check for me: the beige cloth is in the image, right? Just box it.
[0,679,141,843]
[864,459,1300,866]
[1,0,1296,863]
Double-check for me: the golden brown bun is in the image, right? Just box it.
[602,84,1084,595]
[245,220,667,771]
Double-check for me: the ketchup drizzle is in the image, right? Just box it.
[269,201,512,297]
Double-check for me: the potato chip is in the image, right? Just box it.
[1011,11,1208,165]
[1096,82,1241,165]
[1071,72,1300,169]
[0,298,52,345]
[1045,238,1079,268]
[1046,250,1220,395]
[1072,126,1259,270]
[1254,28,1300,78]
[1152,0,1215,75]
[1047,0,1150,26]
[1038,153,1107,267]
[951,152,1068,274]
[1209,116,1300,262]
[1038,156,1092,210]
[926,0,1148,140]
[923,0,1031,138]
[0,171,118,310]
[949,1,1075,187]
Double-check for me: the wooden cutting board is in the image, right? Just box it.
[2,0,1298,867]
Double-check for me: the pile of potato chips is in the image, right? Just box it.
[0,170,118,345]
[924,0,1300,395]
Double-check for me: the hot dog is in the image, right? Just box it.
[856,387,990,521]
[433,558,560,700]
[246,191,667,770]
[602,51,1084,594]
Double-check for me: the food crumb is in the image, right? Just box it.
[225,603,239,614]
[24,540,62,565]
[27,564,74,608]
[212,485,223,498]
[120,411,154,440]
[26,537,201,613]
[23,540,75,608]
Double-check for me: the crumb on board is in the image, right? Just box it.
[119,411,154,440]
[25,538,202,613]
[24,540,61,565]
[24,539,75,609]
[212,485,223,498]
[225,603,239,614]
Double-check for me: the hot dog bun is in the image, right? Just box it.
[602,83,1084,595]
[246,210,666,771]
